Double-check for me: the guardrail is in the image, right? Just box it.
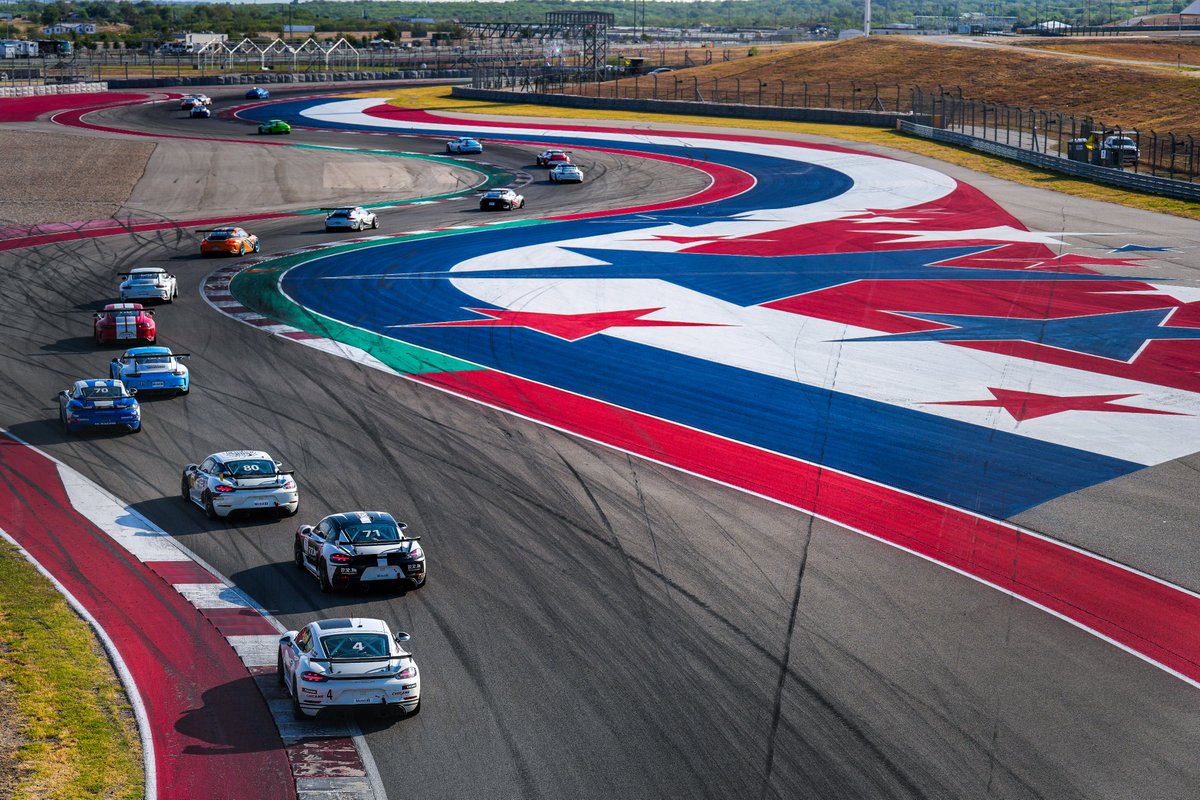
[0,81,107,98]
[898,120,1200,202]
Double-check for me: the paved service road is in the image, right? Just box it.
[0,87,1196,800]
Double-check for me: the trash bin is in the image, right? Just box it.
[1066,138,1089,162]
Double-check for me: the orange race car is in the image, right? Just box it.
[199,226,261,257]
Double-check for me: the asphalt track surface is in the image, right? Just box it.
[1,86,1197,799]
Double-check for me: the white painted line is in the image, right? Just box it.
[55,465,190,562]
[175,583,259,609]
[228,634,284,667]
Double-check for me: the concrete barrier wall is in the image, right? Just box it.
[451,86,930,128]
[898,121,1200,203]
[450,87,1199,203]
[0,81,108,98]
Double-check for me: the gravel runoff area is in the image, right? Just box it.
[0,129,154,228]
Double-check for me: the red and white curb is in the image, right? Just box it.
[17,442,387,800]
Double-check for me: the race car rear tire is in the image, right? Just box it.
[407,699,421,717]
[282,502,298,518]
[178,384,189,396]
[518,199,525,209]
[203,492,218,520]
[291,681,307,720]
[318,559,333,593]
[128,423,141,434]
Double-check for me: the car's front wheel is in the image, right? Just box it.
[294,539,305,569]
[180,475,190,502]
[371,217,378,229]
[276,650,286,687]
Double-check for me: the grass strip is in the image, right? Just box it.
[0,539,142,800]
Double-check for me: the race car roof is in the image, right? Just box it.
[210,449,274,462]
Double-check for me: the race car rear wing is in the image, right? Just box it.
[116,353,190,362]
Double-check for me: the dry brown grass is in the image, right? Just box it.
[621,37,1200,133]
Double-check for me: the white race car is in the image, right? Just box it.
[294,510,426,592]
[549,164,584,183]
[323,206,379,232]
[278,617,421,720]
[445,137,483,154]
[179,93,212,109]
[118,267,178,304]
[181,450,299,519]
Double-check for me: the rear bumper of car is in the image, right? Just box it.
[298,682,419,715]
[121,288,172,301]
[480,202,512,210]
[213,490,298,517]
[324,221,360,230]
[331,559,425,588]
[69,410,140,430]
[122,374,188,392]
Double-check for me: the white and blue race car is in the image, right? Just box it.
[118,267,178,304]
[181,450,299,519]
[57,378,141,435]
[109,346,190,396]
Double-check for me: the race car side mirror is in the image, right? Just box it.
[111,358,119,363]
[279,633,295,646]
[393,632,411,644]
[128,388,137,395]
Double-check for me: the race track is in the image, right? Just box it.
[0,85,1196,800]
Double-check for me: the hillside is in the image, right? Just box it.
[632,37,1200,134]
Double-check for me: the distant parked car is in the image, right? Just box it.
[1102,135,1140,166]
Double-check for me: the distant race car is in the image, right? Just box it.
[258,119,291,135]
[323,206,378,232]
[109,346,190,396]
[57,379,141,435]
[181,450,299,520]
[94,303,155,345]
[179,93,212,109]
[278,617,421,720]
[189,104,211,119]
[536,149,571,167]
[294,510,426,592]
[446,137,483,154]
[118,267,178,304]
[479,188,525,211]
[245,86,270,100]
[200,226,260,257]
[549,164,584,183]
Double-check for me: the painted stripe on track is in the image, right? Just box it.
[0,433,384,799]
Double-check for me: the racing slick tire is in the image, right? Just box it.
[371,218,379,229]
[128,422,142,434]
[276,651,286,687]
[318,558,333,593]
[237,242,246,256]
[177,384,189,397]
[180,475,190,501]
[518,199,525,209]
[203,491,218,520]
[291,679,307,720]
[282,502,299,518]
[294,539,305,569]
[408,699,421,717]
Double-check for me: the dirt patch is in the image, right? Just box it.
[0,673,25,800]
[610,37,1200,133]
[0,130,154,227]
[1016,36,1200,66]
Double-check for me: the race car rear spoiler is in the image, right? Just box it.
[117,353,190,361]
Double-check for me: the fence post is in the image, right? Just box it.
[758,80,764,106]
[825,81,831,108]
[781,79,786,106]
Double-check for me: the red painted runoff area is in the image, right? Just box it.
[0,92,151,122]
[0,436,295,800]
[414,369,1200,685]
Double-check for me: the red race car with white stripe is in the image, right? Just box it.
[94,303,156,346]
